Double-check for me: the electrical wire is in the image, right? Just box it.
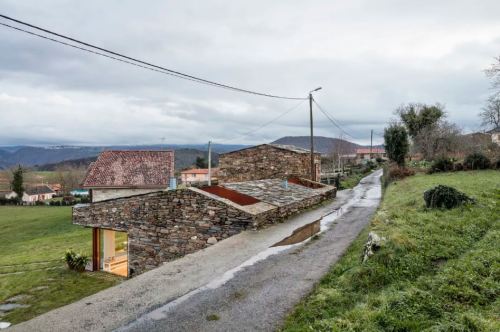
[213,99,306,144]
[0,14,307,100]
[312,99,360,140]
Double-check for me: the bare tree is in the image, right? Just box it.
[480,96,500,129]
[55,165,86,195]
[414,121,462,160]
[486,56,500,94]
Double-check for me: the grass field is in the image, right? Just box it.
[0,206,122,324]
[283,170,500,331]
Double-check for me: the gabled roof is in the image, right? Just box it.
[81,150,174,189]
[221,143,318,156]
[356,148,385,154]
[25,185,55,196]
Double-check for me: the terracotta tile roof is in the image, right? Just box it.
[356,148,385,154]
[25,185,55,196]
[81,150,174,189]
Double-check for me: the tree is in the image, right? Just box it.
[195,156,208,168]
[413,121,462,160]
[384,124,409,166]
[480,96,500,129]
[486,56,500,94]
[11,165,24,200]
[55,165,86,195]
[396,103,445,139]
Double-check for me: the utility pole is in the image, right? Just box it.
[208,140,212,186]
[309,87,322,182]
[309,93,314,182]
[370,129,373,159]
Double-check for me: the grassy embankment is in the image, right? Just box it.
[283,170,500,331]
[0,207,122,324]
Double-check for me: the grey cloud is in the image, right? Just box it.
[0,0,499,146]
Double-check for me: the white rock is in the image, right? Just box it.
[190,236,198,240]
[362,232,384,262]
[0,322,11,329]
[207,237,218,245]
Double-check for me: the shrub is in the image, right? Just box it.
[464,153,491,170]
[382,163,415,188]
[35,200,46,206]
[384,124,410,166]
[423,185,474,209]
[64,250,90,272]
[429,157,454,173]
[453,162,464,171]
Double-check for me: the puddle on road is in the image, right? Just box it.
[272,219,321,246]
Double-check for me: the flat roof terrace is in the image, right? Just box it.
[221,178,331,207]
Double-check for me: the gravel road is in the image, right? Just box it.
[120,170,382,332]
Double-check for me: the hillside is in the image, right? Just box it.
[272,136,365,154]
[0,144,238,170]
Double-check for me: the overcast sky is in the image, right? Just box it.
[1,0,499,146]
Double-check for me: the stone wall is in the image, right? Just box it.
[73,189,255,275]
[218,145,321,183]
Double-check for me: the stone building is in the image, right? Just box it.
[218,144,321,183]
[73,177,335,276]
[82,150,175,202]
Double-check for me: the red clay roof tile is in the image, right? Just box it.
[81,150,174,188]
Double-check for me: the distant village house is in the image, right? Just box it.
[355,148,386,163]
[4,185,56,204]
[180,168,219,185]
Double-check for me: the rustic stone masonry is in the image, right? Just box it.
[73,180,336,276]
[218,144,321,183]
[73,189,255,275]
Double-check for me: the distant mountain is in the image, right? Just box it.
[0,144,243,170]
[272,136,367,154]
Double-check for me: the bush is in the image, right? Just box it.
[64,250,90,272]
[423,185,474,209]
[35,200,46,206]
[384,124,410,166]
[453,162,464,171]
[382,163,415,188]
[80,196,91,204]
[464,153,491,170]
[0,197,18,206]
[429,157,454,173]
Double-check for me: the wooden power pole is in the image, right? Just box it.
[208,140,212,186]
[308,87,322,182]
[370,129,373,159]
[309,93,315,181]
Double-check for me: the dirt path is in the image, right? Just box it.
[120,170,382,332]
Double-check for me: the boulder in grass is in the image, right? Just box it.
[362,232,385,262]
[423,185,474,209]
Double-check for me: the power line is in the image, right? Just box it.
[312,99,360,140]
[0,22,212,86]
[0,13,307,100]
[214,99,306,144]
